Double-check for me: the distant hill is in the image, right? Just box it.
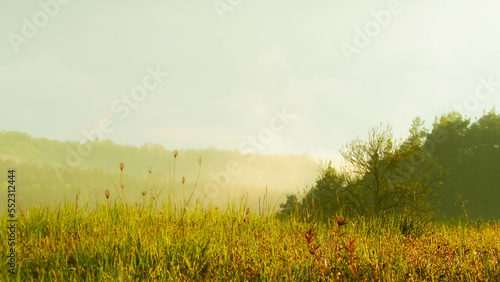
[0,131,320,209]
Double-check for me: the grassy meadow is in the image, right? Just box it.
[2,134,500,281]
[2,195,499,281]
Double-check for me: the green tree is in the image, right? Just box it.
[429,109,500,219]
[295,163,347,217]
[279,194,299,216]
[301,119,443,217]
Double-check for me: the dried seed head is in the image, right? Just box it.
[105,190,110,199]
[246,207,250,215]
[120,163,125,171]
[173,150,179,158]
[120,183,124,189]
[182,176,185,184]
[198,157,202,165]
[148,167,152,174]
[142,190,147,196]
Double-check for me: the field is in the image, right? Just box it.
[2,198,499,281]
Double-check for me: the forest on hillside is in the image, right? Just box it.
[0,132,318,209]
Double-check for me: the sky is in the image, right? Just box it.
[1,0,499,162]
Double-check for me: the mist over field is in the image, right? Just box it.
[0,131,319,209]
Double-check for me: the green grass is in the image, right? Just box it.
[2,199,500,281]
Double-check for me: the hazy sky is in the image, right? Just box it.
[1,0,499,162]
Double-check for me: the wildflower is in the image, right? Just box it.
[335,215,347,226]
[304,229,316,244]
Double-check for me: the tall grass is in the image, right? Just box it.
[2,152,499,281]
[2,199,499,281]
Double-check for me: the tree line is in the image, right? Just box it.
[281,109,500,220]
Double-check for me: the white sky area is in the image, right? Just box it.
[1,0,499,163]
